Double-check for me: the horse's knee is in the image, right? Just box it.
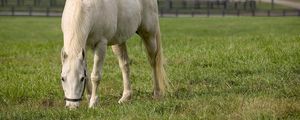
[120,60,130,69]
[91,75,101,84]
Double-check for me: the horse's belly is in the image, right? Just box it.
[108,26,138,45]
[107,0,142,45]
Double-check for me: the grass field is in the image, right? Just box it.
[0,16,299,119]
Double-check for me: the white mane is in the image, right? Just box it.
[62,0,90,58]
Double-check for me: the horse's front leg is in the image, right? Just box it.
[89,41,107,108]
[112,43,132,103]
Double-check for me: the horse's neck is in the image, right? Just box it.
[63,22,87,58]
[63,0,89,57]
[64,35,86,58]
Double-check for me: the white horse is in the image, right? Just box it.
[60,0,167,109]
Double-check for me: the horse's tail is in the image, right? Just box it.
[155,26,169,96]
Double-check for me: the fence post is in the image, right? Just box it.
[224,1,227,9]
[50,0,57,7]
[191,10,194,17]
[207,8,210,17]
[169,0,173,10]
[11,6,14,16]
[182,0,187,9]
[282,9,286,16]
[250,0,255,10]
[234,2,238,10]
[208,1,212,17]
[17,0,20,6]
[222,9,225,17]
[237,9,240,16]
[216,0,220,9]
[46,7,50,16]
[298,10,300,16]
[29,7,32,16]
[16,0,24,6]
[252,10,255,16]
[175,9,178,17]
[160,8,164,17]
[1,0,7,6]
[267,10,270,16]
[34,0,37,6]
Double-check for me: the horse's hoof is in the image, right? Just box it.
[118,97,131,104]
[118,91,132,104]
[86,94,91,101]
[153,90,163,99]
[88,96,98,108]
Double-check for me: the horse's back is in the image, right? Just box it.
[94,0,158,45]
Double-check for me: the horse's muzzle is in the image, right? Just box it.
[65,100,80,109]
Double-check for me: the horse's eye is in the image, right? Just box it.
[61,77,65,82]
[80,77,85,82]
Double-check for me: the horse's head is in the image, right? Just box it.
[60,48,87,109]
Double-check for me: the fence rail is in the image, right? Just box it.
[0,0,299,17]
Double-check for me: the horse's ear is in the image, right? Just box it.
[61,47,68,63]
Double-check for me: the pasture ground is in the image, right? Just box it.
[0,16,299,119]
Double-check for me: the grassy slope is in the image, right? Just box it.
[0,16,299,119]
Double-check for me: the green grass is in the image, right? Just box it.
[0,16,300,119]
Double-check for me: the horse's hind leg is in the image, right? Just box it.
[138,27,167,99]
[112,43,132,103]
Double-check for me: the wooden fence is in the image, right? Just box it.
[0,0,299,17]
